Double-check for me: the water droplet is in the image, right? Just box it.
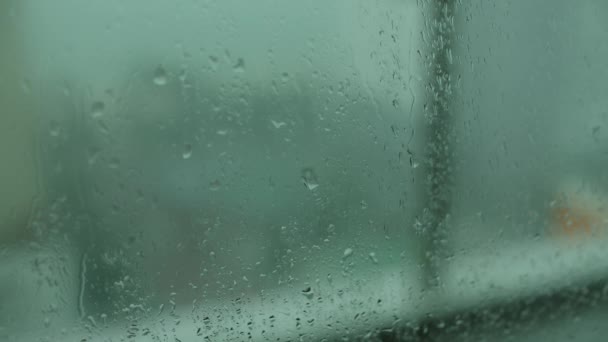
[271,120,286,129]
[91,101,105,118]
[343,248,353,258]
[209,55,219,70]
[179,69,188,83]
[446,48,453,65]
[182,143,192,159]
[233,58,245,72]
[97,119,110,134]
[368,252,378,264]
[49,120,60,137]
[301,286,314,299]
[592,125,601,139]
[301,168,319,190]
[304,182,319,190]
[327,224,336,235]
[153,66,168,86]
[360,200,368,210]
[209,179,221,191]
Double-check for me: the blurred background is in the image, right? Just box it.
[2,1,608,341]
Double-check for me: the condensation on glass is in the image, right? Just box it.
[1,1,608,341]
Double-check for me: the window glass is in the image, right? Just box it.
[3,1,608,341]
[2,1,424,341]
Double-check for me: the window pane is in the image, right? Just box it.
[1,1,424,341]
[5,1,608,341]
[437,1,608,340]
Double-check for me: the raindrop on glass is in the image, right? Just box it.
[182,143,193,159]
[301,168,319,191]
[368,252,378,264]
[91,101,105,118]
[49,120,60,137]
[271,120,286,129]
[153,66,168,86]
[343,248,353,258]
[209,179,221,191]
[360,200,368,210]
[233,58,245,72]
[209,55,219,70]
[301,286,314,299]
